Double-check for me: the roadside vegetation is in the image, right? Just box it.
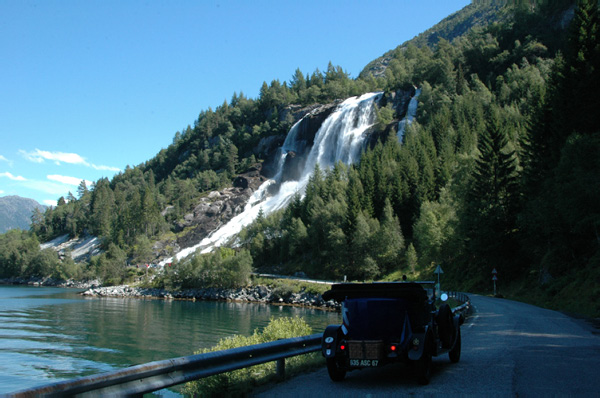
[182,317,321,397]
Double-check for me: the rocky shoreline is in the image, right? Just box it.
[1,277,339,310]
[81,284,340,310]
[0,277,102,289]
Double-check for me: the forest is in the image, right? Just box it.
[1,0,598,316]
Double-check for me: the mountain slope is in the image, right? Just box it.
[0,196,45,233]
[360,2,508,78]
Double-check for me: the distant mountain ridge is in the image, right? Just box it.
[0,195,45,233]
[360,2,508,78]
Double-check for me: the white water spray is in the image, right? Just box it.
[397,88,421,142]
[163,92,383,264]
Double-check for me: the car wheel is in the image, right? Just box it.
[449,328,461,363]
[415,341,432,385]
[437,303,453,348]
[326,358,346,382]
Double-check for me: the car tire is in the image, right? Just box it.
[415,340,432,385]
[326,358,346,382]
[449,327,461,363]
[437,303,453,348]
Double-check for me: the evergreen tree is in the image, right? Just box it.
[77,180,89,199]
[90,178,115,240]
[463,115,520,274]
[290,68,307,94]
[563,0,600,135]
[345,167,364,238]
[406,243,418,276]
[375,199,405,273]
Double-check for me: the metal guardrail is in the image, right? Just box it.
[447,291,471,315]
[447,291,469,304]
[9,333,322,397]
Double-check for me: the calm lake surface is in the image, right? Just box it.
[0,285,340,395]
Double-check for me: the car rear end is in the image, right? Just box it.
[331,297,416,369]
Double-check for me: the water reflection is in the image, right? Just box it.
[0,286,339,394]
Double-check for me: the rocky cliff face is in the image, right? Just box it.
[160,91,416,260]
[169,165,267,252]
[160,102,341,258]
[259,101,340,178]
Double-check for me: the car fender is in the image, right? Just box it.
[408,327,430,361]
[453,314,462,329]
[449,314,462,349]
[322,325,342,358]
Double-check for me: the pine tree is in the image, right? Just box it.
[464,115,520,274]
[471,117,519,217]
[90,178,115,239]
[345,167,364,238]
[563,0,600,135]
[406,243,418,276]
[524,0,600,187]
[77,180,89,199]
[376,199,405,273]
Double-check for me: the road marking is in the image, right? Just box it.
[468,304,479,328]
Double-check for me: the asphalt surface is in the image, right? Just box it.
[252,294,600,397]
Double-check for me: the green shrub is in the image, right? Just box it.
[183,317,320,397]
[153,248,253,290]
[250,276,331,297]
[270,283,294,301]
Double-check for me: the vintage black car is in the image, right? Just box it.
[321,282,463,385]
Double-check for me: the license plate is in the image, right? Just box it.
[349,359,379,367]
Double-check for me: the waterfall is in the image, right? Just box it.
[397,88,421,142]
[163,91,383,263]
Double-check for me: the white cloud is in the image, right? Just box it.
[43,199,58,206]
[20,148,88,165]
[0,155,13,166]
[91,164,122,172]
[0,189,4,195]
[47,174,93,187]
[0,171,27,181]
[20,148,121,172]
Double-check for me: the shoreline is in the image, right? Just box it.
[0,277,101,289]
[0,277,340,310]
[81,284,340,310]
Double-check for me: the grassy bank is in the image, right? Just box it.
[501,264,600,319]
[182,317,323,397]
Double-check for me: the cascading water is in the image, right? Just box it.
[163,91,383,263]
[397,88,421,142]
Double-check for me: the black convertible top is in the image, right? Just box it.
[321,281,434,302]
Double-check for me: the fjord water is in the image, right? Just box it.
[0,285,339,394]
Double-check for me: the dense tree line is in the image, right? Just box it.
[237,0,600,314]
[2,0,598,315]
[2,58,385,283]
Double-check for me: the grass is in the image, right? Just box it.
[502,263,600,318]
[250,275,331,297]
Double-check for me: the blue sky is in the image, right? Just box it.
[1,0,470,206]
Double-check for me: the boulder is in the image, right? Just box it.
[172,169,267,250]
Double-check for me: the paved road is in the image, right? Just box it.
[253,294,600,397]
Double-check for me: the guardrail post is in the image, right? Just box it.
[276,358,285,380]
